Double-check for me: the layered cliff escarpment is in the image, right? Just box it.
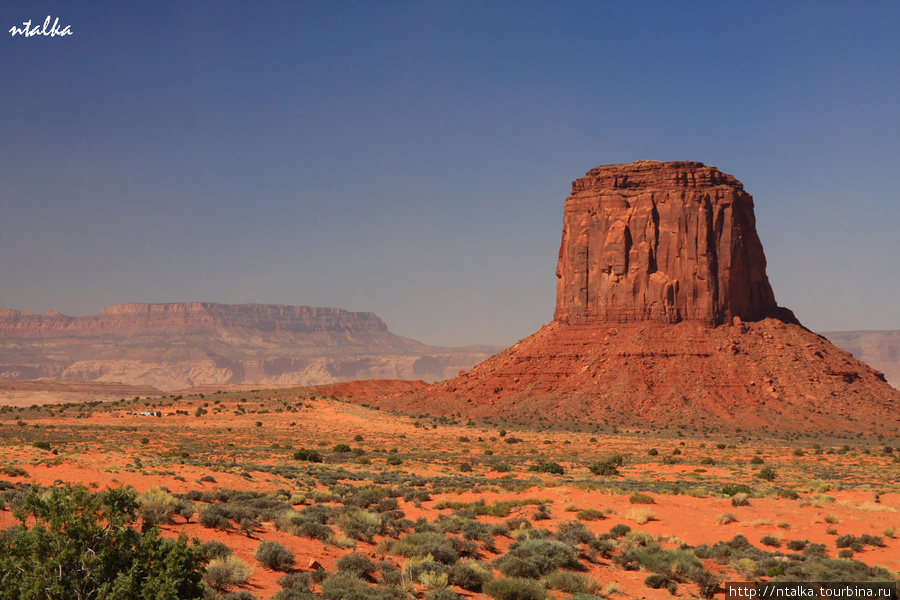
[0,303,498,391]
[380,161,900,433]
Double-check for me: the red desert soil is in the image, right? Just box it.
[2,390,898,599]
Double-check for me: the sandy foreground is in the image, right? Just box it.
[1,388,898,599]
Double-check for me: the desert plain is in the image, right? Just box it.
[1,381,898,599]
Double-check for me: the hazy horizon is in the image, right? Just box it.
[2,2,899,347]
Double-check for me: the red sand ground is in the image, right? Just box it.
[1,390,898,599]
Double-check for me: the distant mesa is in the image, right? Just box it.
[380,161,900,433]
[0,302,500,392]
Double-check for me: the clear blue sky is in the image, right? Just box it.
[2,1,898,347]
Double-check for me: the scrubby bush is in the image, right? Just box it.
[206,555,254,592]
[137,486,178,530]
[731,493,751,507]
[0,485,206,599]
[201,539,234,560]
[528,462,565,475]
[757,466,777,481]
[321,572,371,600]
[589,454,624,476]
[338,508,384,542]
[576,509,605,521]
[644,573,676,592]
[426,588,461,600]
[336,552,376,579]
[484,577,548,600]
[493,538,579,577]
[721,484,752,497]
[786,539,809,551]
[544,571,599,594]
[221,592,258,600]
[293,448,323,462]
[255,540,295,571]
[449,558,493,592]
[629,492,655,504]
[199,505,233,530]
[392,531,459,564]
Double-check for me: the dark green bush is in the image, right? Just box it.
[527,462,565,475]
[786,539,809,551]
[199,505,232,530]
[589,454,623,476]
[336,553,376,578]
[757,466,777,481]
[644,573,674,589]
[255,540,295,571]
[293,448,323,462]
[721,484,752,497]
[0,485,206,599]
[201,539,233,560]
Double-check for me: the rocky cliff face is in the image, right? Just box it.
[377,161,900,434]
[555,161,791,325]
[0,303,388,338]
[0,303,499,391]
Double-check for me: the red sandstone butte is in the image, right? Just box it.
[555,161,791,325]
[374,161,900,433]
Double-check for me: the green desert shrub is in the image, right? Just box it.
[589,454,624,476]
[255,540,295,571]
[336,553,376,579]
[528,462,565,475]
[338,508,384,542]
[321,572,371,600]
[449,558,493,592]
[576,509,605,521]
[757,466,777,481]
[426,588,461,600]
[205,555,254,592]
[392,532,460,565]
[0,485,206,599]
[628,492,655,504]
[293,448,323,462]
[493,538,579,577]
[544,571,599,594]
[201,539,234,560]
[484,577,548,600]
[137,486,178,530]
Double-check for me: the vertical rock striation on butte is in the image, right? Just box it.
[555,161,789,325]
[374,161,900,434]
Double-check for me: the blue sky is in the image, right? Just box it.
[1,1,898,346]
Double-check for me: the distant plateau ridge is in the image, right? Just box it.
[0,303,501,392]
